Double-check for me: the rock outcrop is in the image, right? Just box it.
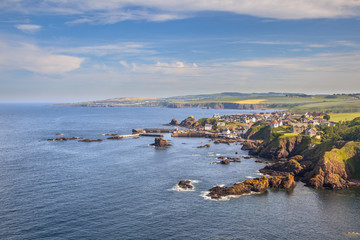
[241,141,262,150]
[260,156,304,176]
[303,141,360,189]
[180,116,196,128]
[78,139,103,142]
[169,118,179,126]
[107,136,124,140]
[251,135,311,160]
[207,174,296,200]
[197,144,210,148]
[151,137,172,147]
[47,136,80,141]
[178,180,194,190]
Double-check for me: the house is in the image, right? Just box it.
[204,124,213,131]
[270,120,279,128]
[213,113,220,119]
[305,127,317,137]
[319,122,335,127]
[221,128,231,135]
[291,123,308,133]
[217,122,226,127]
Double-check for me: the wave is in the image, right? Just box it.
[169,180,199,192]
[200,191,262,201]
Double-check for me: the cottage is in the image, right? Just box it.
[213,113,220,119]
[305,127,317,137]
[204,124,213,131]
[217,122,226,127]
[270,120,279,128]
[291,123,308,133]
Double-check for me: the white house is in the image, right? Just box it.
[217,122,226,127]
[204,124,213,131]
[270,120,279,128]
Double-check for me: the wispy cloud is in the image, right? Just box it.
[2,0,360,24]
[15,24,42,33]
[0,40,84,74]
[54,43,155,56]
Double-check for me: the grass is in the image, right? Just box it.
[281,133,300,137]
[235,99,267,104]
[328,112,360,122]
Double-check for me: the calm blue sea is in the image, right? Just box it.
[0,104,359,240]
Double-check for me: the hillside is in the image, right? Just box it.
[54,93,360,113]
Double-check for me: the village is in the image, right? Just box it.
[170,111,336,140]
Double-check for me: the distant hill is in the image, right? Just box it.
[53,92,360,113]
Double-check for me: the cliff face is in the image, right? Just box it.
[163,102,271,110]
[252,135,311,160]
[303,141,360,189]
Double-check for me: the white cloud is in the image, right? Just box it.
[0,40,84,74]
[15,24,42,33]
[3,0,360,23]
[54,43,154,56]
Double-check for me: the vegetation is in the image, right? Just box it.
[328,112,360,122]
[60,92,360,114]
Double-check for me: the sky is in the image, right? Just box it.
[0,0,360,102]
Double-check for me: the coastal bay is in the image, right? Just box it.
[0,104,359,239]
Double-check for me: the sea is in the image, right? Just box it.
[0,104,359,240]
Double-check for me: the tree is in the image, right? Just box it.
[323,114,331,121]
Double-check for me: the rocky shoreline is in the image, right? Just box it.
[47,114,360,199]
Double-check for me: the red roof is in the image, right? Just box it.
[272,120,279,124]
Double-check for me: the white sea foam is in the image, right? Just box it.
[169,180,198,192]
[191,154,200,157]
[245,176,254,179]
[201,191,262,201]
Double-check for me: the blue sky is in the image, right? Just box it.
[0,1,360,102]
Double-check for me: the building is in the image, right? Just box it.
[270,120,279,128]
[305,127,317,137]
[291,123,308,133]
[213,113,220,119]
[204,124,213,131]
[217,122,226,127]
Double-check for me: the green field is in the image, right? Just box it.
[328,112,360,122]
[64,92,360,114]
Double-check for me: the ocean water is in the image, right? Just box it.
[0,104,359,240]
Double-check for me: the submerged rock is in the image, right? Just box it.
[151,137,172,147]
[207,174,296,200]
[78,139,103,142]
[197,144,210,148]
[47,136,80,141]
[107,136,123,140]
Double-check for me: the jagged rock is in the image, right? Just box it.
[78,139,103,142]
[220,159,231,165]
[213,138,237,144]
[260,157,303,176]
[252,135,311,160]
[178,180,194,190]
[151,137,172,147]
[301,142,360,189]
[197,144,210,148]
[241,141,261,150]
[207,174,296,200]
[180,116,196,128]
[255,159,269,164]
[47,136,80,141]
[169,118,179,126]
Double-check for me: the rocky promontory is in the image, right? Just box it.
[207,174,296,200]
